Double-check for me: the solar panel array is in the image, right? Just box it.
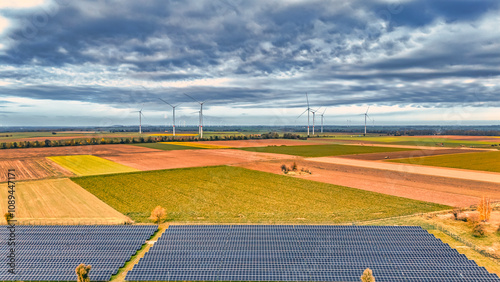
[0,225,157,281]
[126,225,500,282]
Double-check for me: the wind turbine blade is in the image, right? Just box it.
[366,106,370,114]
[305,93,309,108]
[184,93,201,104]
[322,108,327,115]
[297,109,308,119]
[159,98,174,108]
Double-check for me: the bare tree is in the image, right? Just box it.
[149,206,167,225]
[361,268,375,282]
[75,264,92,282]
[477,197,491,222]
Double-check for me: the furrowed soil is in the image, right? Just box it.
[0,158,74,182]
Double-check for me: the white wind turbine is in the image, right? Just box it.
[184,93,208,138]
[320,108,327,133]
[297,93,311,137]
[131,105,145,134]
[310,107,321,136]
[159,98,181,136]
[363,106,372,136]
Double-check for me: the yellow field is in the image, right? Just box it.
[160,142,232,149]
[0,178,130,224]
[48,155,139,176]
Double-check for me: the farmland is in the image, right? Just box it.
[71,166,449,223]
[389,151,500,173]
[163,142,232,149]
[48,155,139,176]
[132,142,201,151]
[0,158,74,182]
[239,144,415,157]
[0,178,130,224]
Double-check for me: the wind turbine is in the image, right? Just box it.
[132,105,144,134]
[159,98,181,136]
[363,106,371,136]
[320,108,327,133]
[184,93,208,138]
[297,93,311,137]
[310,107,321,136]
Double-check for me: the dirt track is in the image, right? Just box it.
[236,159,500,207]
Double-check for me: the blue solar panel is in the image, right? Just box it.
[126,225,500,282]
[0,225,157,281]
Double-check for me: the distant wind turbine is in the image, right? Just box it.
[310,107,321,136]
[320,108,327,133]
[184,93,208,138]
[363,106,372,136]
[297,93,311,137]
[159,98,181,136]
[131,105,144,134]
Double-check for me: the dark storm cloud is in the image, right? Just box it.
[0,0,499,113]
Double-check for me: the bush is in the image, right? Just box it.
[452,207,462,220]
[467,213,480,224]
[496,225,500,235]
[360,268,375,282]
[472,223,486,237]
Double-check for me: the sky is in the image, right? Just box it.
[0,0,499,127]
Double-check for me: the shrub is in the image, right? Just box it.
[477,197,492,222]
[75,264,92,282]
[280,164,289,173]
[472,223,486,237]
[496,225,500,235]
[452,207,462,220]
[360,268,375,282]
[292,162,298,171]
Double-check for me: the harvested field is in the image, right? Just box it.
[389,151,500,173]
[239,144,415,157]
[72,166,448,223]
[196,139,328,148]
[339,148,480,161]
[133,142,200,151]
[0,178,130,224]
[235,159,500,207]
[0,158,74,182]
[0,144,159,160]
[163,142,232,149]
[48,155,139,176]
[101,149,295,171]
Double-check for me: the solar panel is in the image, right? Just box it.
[126,225,500,282]
[0,225,157,281]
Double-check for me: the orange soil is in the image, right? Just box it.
[196,139,330,148]
[338,148,480,161]
[236,159,500,207]
[100,149,296,171]
[0,158,74,182]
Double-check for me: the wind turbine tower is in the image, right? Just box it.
[132,105,144,134]
[320,108,326,133]
[159,98,181,136]
[184,93,208,138]
[297,93,311,137]
[310,107,321,135]
[364,106,371,136]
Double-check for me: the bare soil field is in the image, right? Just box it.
[0,144,159,159]
[197,139,330,148]
[101,149,296,171]
[338,148,480,161]
[0,158,74,182]
[0,178,130,224]
[309,157,500,184]
[236,159,500,207]
[416,135,500,142]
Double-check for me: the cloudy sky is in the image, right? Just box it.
[0,0,499,127]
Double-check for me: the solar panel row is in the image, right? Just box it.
[0,225,157,281]
[126,225,500,282]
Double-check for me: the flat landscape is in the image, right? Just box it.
[0,178,130,224]
[0,158,74,182]
[48,155,139,176]
[239,144,415,157]
[389,150,500,173]
[71,166,449,223]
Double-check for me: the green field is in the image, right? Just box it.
[389,151,500,173]
[48,155,139,176]
[238,144,415,157]
[132,142,202,151]
[324,135,499,148]
[71,166,448,223]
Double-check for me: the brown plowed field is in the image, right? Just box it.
[0,144,159,159]
[0,158,74,182]
[338,148,480,161]
[236,159,500,207]
[100,149,296,171]
[196,139,330,148]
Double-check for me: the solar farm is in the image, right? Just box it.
[1,135,500,281]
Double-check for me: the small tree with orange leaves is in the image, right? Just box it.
[75,264,92,282]
[361,268,375,282]
[149,206,167,225]
[477,197,492,222]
